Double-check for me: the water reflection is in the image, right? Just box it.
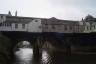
[42,50,51,64]
[14,47,96,64]
[14,48,33,64]
[14,48,52,64]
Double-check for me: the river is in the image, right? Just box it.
[14,47,96,64]
[13,41,96,64]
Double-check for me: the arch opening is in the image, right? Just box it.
[14,41,33,64]
[13,41,32,52]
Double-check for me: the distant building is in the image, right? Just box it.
[83,15,96,33]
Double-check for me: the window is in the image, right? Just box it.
[45,25,48,29]
[15,24,18,28]
[9,23,11,26]
[69,26,72,30]
[1,16,3,19]
[64,25,67,30]
[22,24,25,29]
[6,23,11,26]
[2,23,4,26]
[4,23,7,26]
[93,25,95,29]
[52,25,55,29]
[7,23,9,26]
[38,26,41,29]
[90,27,91,30]
[86,26,89,30]
[0,23,4,26]
[35,20,38,22]
[0,23,1,26]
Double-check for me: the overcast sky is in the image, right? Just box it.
[0,0,96,20]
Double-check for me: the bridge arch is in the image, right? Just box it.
[13,41,32,51]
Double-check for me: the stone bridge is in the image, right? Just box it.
[1,31,96,55]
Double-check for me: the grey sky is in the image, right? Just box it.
[0,0,96,20]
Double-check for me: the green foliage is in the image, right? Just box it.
[0,35,12,64]
[0,35,11,52]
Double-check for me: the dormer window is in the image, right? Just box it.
[35,20,38,22]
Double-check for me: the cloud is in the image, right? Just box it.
[0,0,96,20]
[47,0,96,20]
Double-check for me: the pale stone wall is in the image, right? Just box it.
[42,19,84,33]
[84,22,96,32]
[84,22,91,33]
[0,15,6,23]
[11,23,27,31]
[27,19,42,32]
[0,26,12,31]
[0,23,27,31]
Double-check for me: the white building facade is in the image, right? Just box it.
[83,15,96,33]
[0,14,42,32]
[1,12,96,33]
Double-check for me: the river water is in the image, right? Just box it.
[14,48,52,64]
[14,47,96,64]
[14,48,68,64]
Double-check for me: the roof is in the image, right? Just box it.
[3,20,32,24]
[0,14,12,16]
[42,18,79,25]
[5,16,45,24]
[5,16,35,24]
[84,15,96,22]
[0,14,81,24]
[6,15,48,20]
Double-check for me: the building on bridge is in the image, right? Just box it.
[42,17,84,33]
[0,11,93,33]
[0,12,42,32]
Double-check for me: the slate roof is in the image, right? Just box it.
[0,14,11,16]
[42,17,79,25]
[0,14,80,25]
[3,20,32,24]
[5,16,35,24]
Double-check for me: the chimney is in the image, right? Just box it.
[8,11,12,16]
[15,11,17,16]
[82,18,84,21]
